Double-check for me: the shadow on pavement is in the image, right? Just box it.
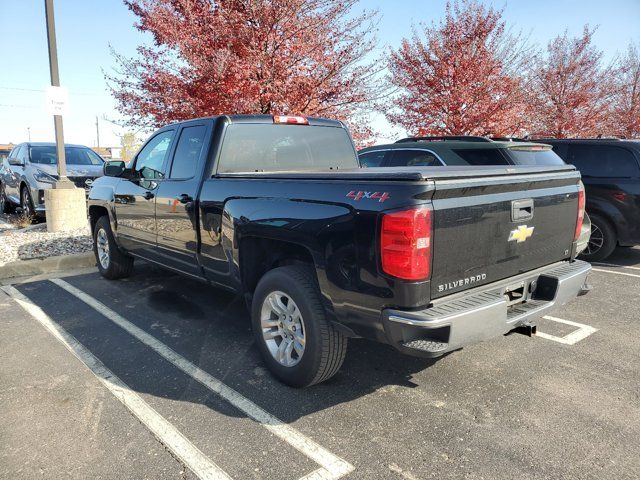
[20,261,442,424]
[602,246,640,266]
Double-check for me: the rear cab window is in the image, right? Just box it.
[217,124,358,173]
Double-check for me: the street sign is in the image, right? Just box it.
[45,85,69,116]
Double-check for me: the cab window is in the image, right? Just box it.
[134,131,175,179]
[170,125,207,179]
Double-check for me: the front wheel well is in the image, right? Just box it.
[88,205,109,232]
[239,237,317,295]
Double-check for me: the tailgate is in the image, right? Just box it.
[430,170,581,299]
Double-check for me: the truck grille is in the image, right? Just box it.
[68,177,96,190]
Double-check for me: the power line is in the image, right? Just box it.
[0,86,104,96]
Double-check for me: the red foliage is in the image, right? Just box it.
[528,27,616,138]
[386,0,531,137]
[611,43,640,139]
[108,0,383,145]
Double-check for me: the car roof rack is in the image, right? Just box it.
[529,137,622,141]
[395,135,493,143]
[487,136,530,142]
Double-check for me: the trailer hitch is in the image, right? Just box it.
[513,321,537,337]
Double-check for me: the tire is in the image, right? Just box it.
[93,215,134,279]
[579,214,617,262]
[251,265,347,387]
[20,185,35,220]
[0,182,14,214]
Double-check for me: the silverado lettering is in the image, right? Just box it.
[438,274,487,293]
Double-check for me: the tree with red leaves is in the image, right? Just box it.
[611,42,640,139]
[108,0,382,143]
[386,0,531,137]
[528,27,616,138]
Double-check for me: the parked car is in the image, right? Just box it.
[88,115,590,387]
[529,139,640,261]
[358,137,592,254]
[0,142,105,217]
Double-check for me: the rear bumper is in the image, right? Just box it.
[382,260,591,358]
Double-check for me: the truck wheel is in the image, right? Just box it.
[580,214,616,262]
[93,216,134,279]
[251,265,347,387]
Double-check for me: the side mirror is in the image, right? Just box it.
[104,160,126,177]
[8,159,24,167]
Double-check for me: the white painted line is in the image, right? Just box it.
[592,268,640,279]
[1,285,232,480]
[592,262,640,271]
[536,315,598,345]
[50,278,354,480]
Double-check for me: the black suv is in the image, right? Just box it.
[535,139,640,261]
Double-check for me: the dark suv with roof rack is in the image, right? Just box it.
[533,139,640,261]
[358,136,592,255]
[358,136,567,168]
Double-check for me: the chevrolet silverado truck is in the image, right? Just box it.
[87,115,591,387]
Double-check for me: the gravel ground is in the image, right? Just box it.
[0,213,92,266]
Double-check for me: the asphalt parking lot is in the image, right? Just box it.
[1,249,639,480]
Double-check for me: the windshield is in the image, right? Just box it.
[29,146,104,166]
[217,124,358,173]
[505,147,565,166]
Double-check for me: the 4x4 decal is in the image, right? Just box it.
[346,191,390,203]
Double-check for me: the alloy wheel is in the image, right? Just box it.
[21,189,32,217]
[260,291,306,367]
[584,223,604,256]
[96,228,110,269]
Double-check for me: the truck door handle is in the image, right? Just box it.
[143,191,155,200]
[178,194,193,204]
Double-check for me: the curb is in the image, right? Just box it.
[0,252,96,281]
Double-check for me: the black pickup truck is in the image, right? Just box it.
[88,115,591,387]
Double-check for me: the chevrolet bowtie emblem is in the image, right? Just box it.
[508,225,535,243]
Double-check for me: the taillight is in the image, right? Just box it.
[574,185,586,241]
[273,115,309,125]
[381,207,432,280]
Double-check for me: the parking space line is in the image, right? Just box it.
[593,262,640,271]
[535,315,598,345]
[592,268,640,279]
[1,285,232,480]
[50,278,354,480]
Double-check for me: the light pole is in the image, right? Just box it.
[44,0,73,189]
[42,0,86,233]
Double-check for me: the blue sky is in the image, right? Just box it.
[1,0,638,147]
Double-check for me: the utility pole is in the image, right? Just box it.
[27,127,31,142]
[95,115,100,148]
[44,0,72,189]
